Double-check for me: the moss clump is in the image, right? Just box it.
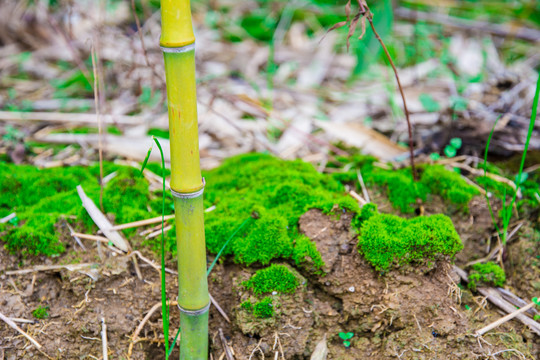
[240,297,275,318]
[232,217,293,266]
[292,235,325,274]
[0,163,96,256]
[331,159,480,213]
[358,212,463,271]
[245,264,298,295]
[102,167,154,226]
[0,162,159,256]
[32,305,49,319]
[252,297,274,318]
[353,202,378,229]
[468,262,506,291]
[240,300,253,311]
[421,165,479,209]
[173,153,352,266]
[371,169,428,213]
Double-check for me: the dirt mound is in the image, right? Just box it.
[1,210,537,359]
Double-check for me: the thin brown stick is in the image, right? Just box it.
[476,302,536,336]
[129,0,164,87]
[130,250,177,275]
[77,185,130,252]
[453,266,540,335]
[131,254,143,281]
[210,294,231,324]
[0,311,42,349]
[72,232,109,243]
[101,317,109,360]
[6,263,96,276]
[91,41,105,212]
[145,225,173,239]
[349,190,368,206]
[0,111,146,125]
[356,169,370,202]
[219,328,234,360]
[361,1,417,180]
[127,302,163,359]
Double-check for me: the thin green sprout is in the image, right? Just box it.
[481,72,540,244]
[140,136,170,358]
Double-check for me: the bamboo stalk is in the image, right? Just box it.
[159,0,209,358]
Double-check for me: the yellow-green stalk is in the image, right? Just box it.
[159,1,209,358]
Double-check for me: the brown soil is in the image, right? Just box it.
[0,209,538,359]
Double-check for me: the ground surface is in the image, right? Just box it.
[1,196,538,359]
[1,0,540,359]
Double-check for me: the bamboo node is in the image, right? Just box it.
[171,178,205,199]
[160,43,196,53]
[177,301,211,316]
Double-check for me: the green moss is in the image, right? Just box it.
[358,212,463,271]
[366,165,479,213]
[240,300,253,311]
[145,162,171,178]
[233,217,293,266]
[292,235,325,274]
[330,158,480,214]
[245,264,298,295]
[170,153,349,266]
[0,161,159,256]
[240,297,276,318]
[252,297,274,318]
[370,168,428,213]
[32,305,49,319]
[468,262,506,291]
[421,165,480,209]
[103,167,153,225]
[354,203,378,229]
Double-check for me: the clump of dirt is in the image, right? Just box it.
[1,210,537,359]
[203,210,537,359]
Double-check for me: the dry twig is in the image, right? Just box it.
[0,311,42,349]
[101,317,108,360]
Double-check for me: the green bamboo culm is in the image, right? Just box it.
[159,0,209,359]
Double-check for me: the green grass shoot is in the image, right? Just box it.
[482,72,540,244]
[140,136,170,358]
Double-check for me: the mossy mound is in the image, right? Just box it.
[331,155,480,213]
[244,264,298,295]
[170,153,357,267]
[0,162,161,256]
[358,208,463,271]
[468,262,506,291]
[241,297,275,319]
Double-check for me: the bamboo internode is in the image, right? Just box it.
[159,0,210,358]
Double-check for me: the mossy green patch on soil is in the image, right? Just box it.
[240,297,275,319]
[32,305,49,320]
[0,162,160,256]
[252,297,274,318]
[468,261,506,291]
[358,209,463,271]
[168,153,357,266]
[330,155,480,214]
[291,235,325,275]
[244,264,298,295]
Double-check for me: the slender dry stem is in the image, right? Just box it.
[0,311,42,349]
[360,1,417,180]
[90,41,105,212]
